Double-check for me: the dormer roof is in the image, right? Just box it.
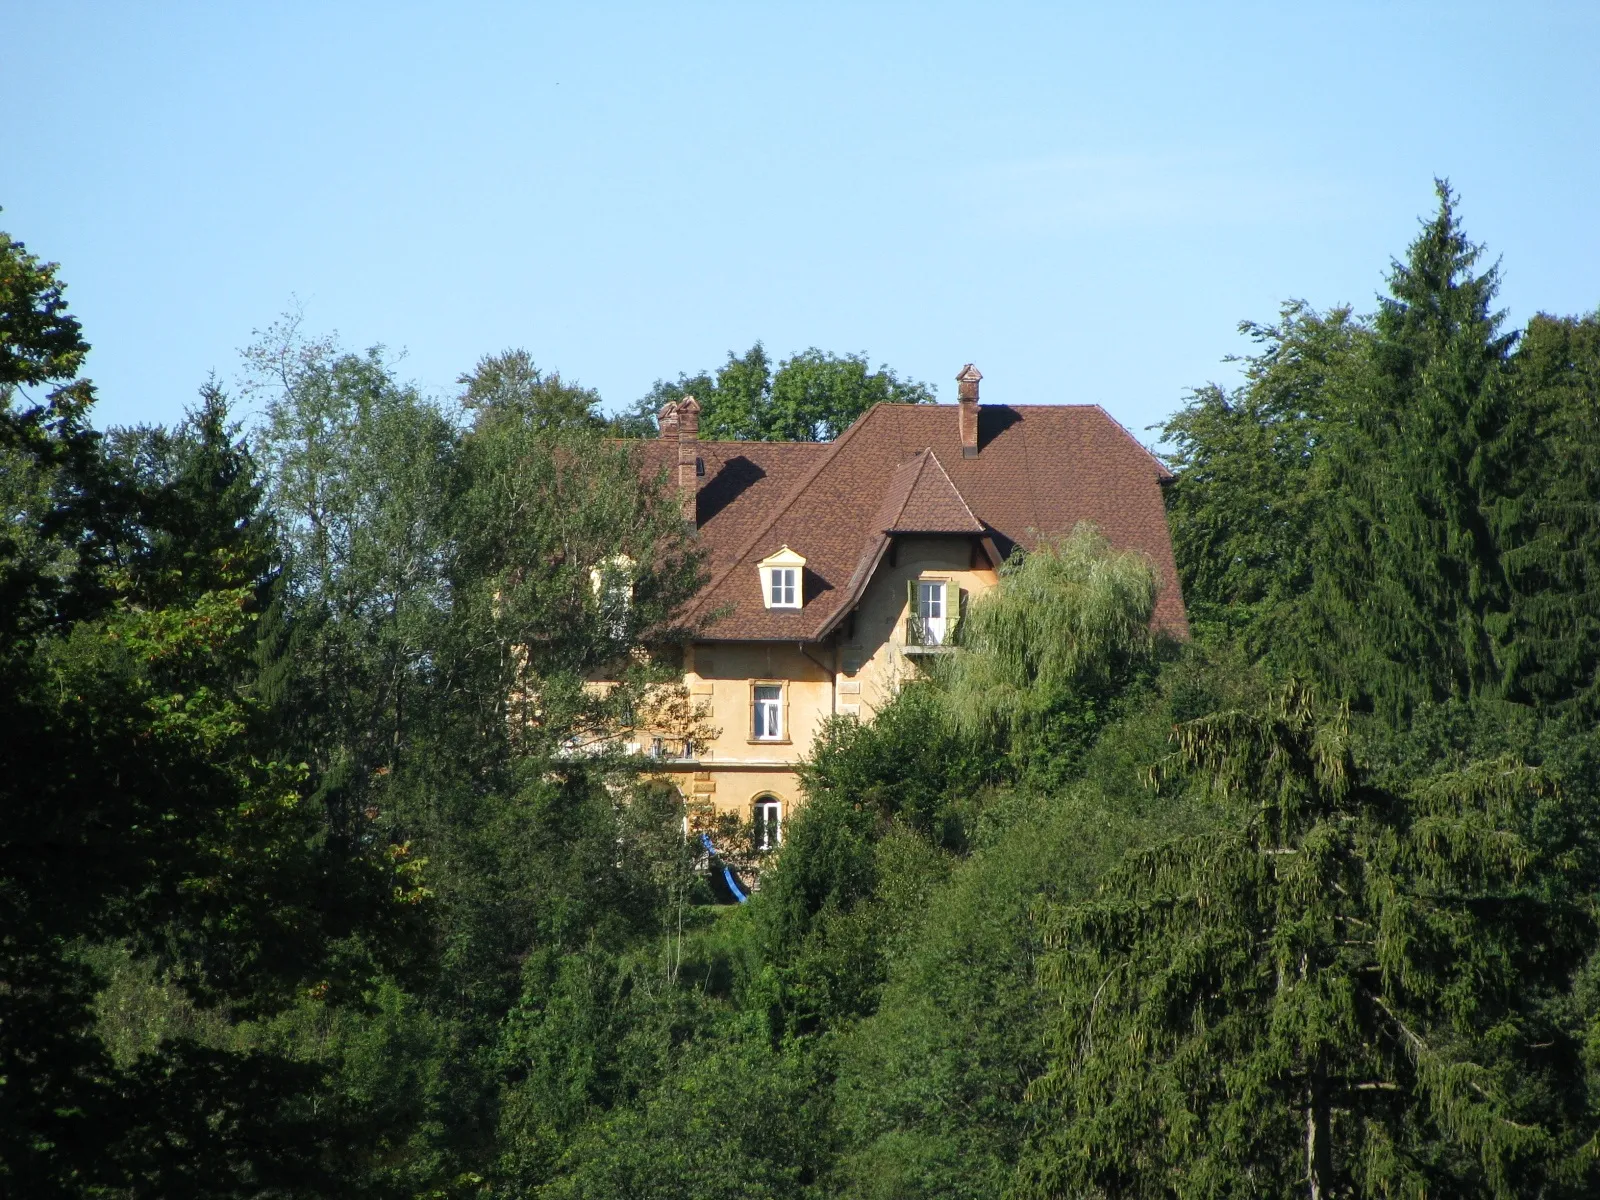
[875,449,984,535]
[756,545,806,568]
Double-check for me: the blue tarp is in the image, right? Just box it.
[699,832,748,903]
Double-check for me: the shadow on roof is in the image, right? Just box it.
[698,455,766,524]
[977,405,1023,450]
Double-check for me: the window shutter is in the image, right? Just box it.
[950,587,968,643]
[781,683,790,742]
[906,578,920,645]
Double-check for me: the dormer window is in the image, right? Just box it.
[757,546,806,610]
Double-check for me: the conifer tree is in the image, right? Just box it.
[1019,686,1599,1199]
[1303,181,1521,714]
[1499,311,1600,711]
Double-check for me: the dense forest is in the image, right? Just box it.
[4,182,1600,1199]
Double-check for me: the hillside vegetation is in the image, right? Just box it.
[4,184,1600,1198]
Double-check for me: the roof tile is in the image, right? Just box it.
[638,403,1186,640]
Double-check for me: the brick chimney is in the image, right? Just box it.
[658,400,679,438]
[676,396,701,524]
[956,364,981,457]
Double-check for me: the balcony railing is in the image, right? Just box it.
[904,614,952,651]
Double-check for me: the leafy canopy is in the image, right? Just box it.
[625,341,936,441]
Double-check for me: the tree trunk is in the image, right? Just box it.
[1306,1054,1333,1200]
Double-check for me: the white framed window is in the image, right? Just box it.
[758,545,805,609]
[753,796,782,850]
[917,579,947,645]
[769,567,797,607]
[752,684,784,740]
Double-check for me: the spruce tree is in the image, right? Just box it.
[1295,182,1521,714]
[1018,687,1599,1199]
[1499,311,1600,711]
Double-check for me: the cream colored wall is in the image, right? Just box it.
[843,536,998,722]
[676,537,998,821]
[666,766,801,826]
[687,641,835,761]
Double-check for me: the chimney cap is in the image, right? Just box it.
[677,394,701,415]
[956,363,982,384]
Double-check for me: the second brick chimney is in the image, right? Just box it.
[676,396,701,524]
[956,364,981,457]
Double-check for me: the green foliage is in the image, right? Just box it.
[802,684,991,850]
[627,341,936,441]
[1499,311,1600,710]
[449,393,705,757]
[1166,182,1600,722]
[1020,687,1600,1199]
[0,233,424,1195]
[12,186,1600,1199]
[938,523,1162,784]
[0,224,93,414]
[458,348,607,431]
[1161,301,1369,652]
[1302,182,1521,714]
[543,1028,832,1200]
[248,321,459,808]
[831,649,1248,1200]
[832,796,1112,1200]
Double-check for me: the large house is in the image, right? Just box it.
[634,365,1186,848]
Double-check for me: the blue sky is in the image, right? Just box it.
[5,2,1598,442]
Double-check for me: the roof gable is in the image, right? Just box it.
[757,544,806,568]
[876,449,984,535]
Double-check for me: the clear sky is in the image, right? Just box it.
[5,2,1598,443]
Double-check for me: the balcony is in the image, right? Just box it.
[903,615,954,656]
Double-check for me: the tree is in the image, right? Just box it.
[458,347,606,430]
[0,225,101,638]
[937,523,1162,784]
[626,343,935,441]
[248,319,460,834]
[1303,181,1521,715]
[0,233,426,1194]
[1164,183,1530,719]
[1161,302,1370,653]
[1019,685,1599,1199]
[1499,311,1600,711]
[0,225,94,426]
[765,348,936,441]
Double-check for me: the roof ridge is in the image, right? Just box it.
[683,404,887,619]
[691,438,827,448]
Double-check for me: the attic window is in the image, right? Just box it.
[757,545,806,610]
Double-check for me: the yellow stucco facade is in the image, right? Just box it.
[660,535,999,833]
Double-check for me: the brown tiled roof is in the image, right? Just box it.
[877,449,985,535]
[634,440,828,569]
[646,402,1186,640]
